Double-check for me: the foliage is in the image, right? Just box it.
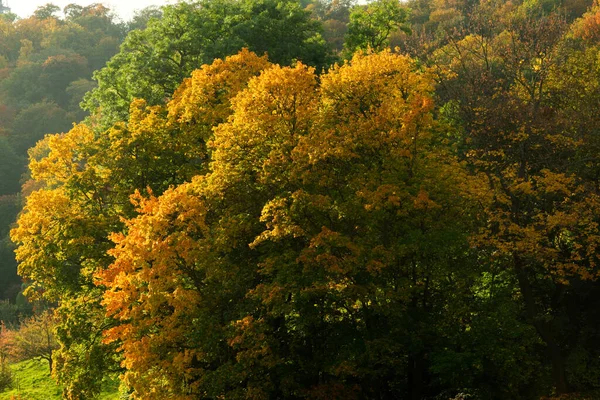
[0,302,30,330]
[431,2,600,395]
[11,49,271,399]
[7,311,58,372]
[0,140,22,196]
[33,4,61,20]
[343,0,410,54]
[10,101,73,155]
[83,0,330,127]
[6,0,600,398]
[0,196,20,302]
[0,2,126,303]
[126,6,163,31]
[95,50,483,399]
[307,0,355,53]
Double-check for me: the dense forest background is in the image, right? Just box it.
[1,0,600,399]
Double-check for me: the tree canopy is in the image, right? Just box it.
[83,0,330,127]
[4,0,600,398]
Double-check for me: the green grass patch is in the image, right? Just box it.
[0,359,120,400]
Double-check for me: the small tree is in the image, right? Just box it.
[9,311,58,373]
[33,4,61,20]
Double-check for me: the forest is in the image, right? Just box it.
[0,0,599,399]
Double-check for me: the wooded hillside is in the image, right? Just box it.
[2,0,600,399]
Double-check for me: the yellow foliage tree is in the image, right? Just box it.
[11,49,270,399]
[99,51,479,399]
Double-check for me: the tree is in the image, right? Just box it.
[1,63,45,108]
[0,194,21,301]
[433,5,600,394]
[98,50,479,399]
[83,0,329,127]
[8,311,58,372]
[343,0,410,55]
[63,4,84,20]
[0,2,126,313]
[10,101,73,155]
[0,139,23,195]
[40,53,90,107]
[11,50,271,399]
[126,6,163,31]
[0,17,19,62]
[235,0,330,68]
[65,78,96,120]
[33,4,60,20]
[306,0,355,54]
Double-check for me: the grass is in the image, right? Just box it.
[2,360,598,400]
[0,359,120,400]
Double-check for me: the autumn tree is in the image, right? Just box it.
[0,3,126,303]
[11,50,271,399]
[9,0,600,397]
[433,4,600,394]
[98,50,481,399]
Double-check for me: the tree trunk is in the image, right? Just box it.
[548,341,568,394]
[408,353,426,400]
[47,355,53,374]
[514,260,569,394]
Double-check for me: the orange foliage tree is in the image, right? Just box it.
[11,50,270,399]
[98,51,480,399]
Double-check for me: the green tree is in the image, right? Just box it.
[10,101,73,155]
[235,0,330,68]
[1,63,45,108]
[83,0,329,127]
[0,138,23,195]
[63,4,84,20]
[343,0,410,55]
[40,53,90,107]
[126,6,163,31]
[33,3,60,20]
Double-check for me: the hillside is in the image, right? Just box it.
[3,0,600,398]
[0,359,118,400]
